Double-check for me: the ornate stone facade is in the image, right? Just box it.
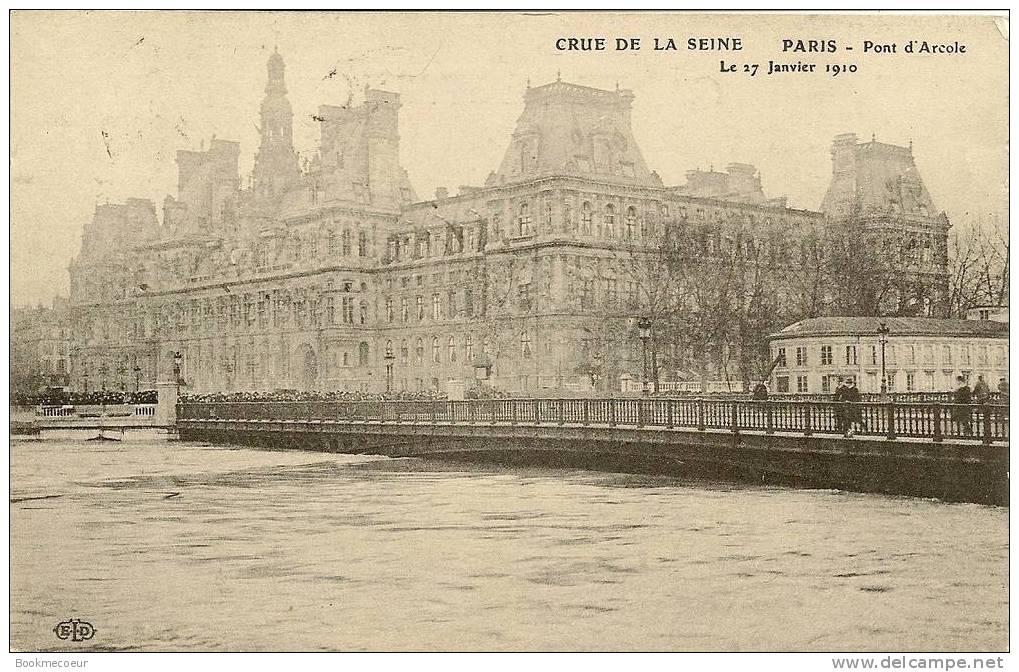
[66,53,950,395]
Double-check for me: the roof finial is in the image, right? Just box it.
[526,77,531,88]
[909,137,913,151]
[615,81,620,91]
[871,132,876,142]
[556,69,561,82]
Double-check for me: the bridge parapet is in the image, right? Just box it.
[178,398,1009,445]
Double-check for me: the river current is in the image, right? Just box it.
[9,433,1008,651]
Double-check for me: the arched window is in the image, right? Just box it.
[448,336,457,363]
[400,339,409,363]
[400,297,408,322]
[432,337,440,364]
[625,206,637,239]
[416,296,424,320]
[521,331,532,358]
[358,230,368,257]
[432,293,441,320]
[341,229,351,256]
[385,297,394,323]
[465,334,474,361]
[415,338,424,364]
[385,340,394,357]
[359,301,368,325]
[518,202,533,236]
[581,202,592,234]
[603,204,616,237]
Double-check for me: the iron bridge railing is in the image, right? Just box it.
[178,398,1009,445]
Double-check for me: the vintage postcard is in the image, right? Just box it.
[8,10,1009,662]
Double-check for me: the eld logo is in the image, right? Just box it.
[53,619,96,642]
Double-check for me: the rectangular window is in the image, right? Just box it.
[905,371,916,392]
[776,376,789,393]
[923,344,934,364]
[942,344,952,365]
[978,345,989,365]
[795,347,807,367]
[886,371,897,392]
[342,297,354,324]
[605,279,617,305]
[821,374,834,393]
[796,375,809,393]
[845,345,857,366]
[820,345,833,366]
[326,297,335,324]
[625,281,637,308]
[416,296,424,320]
[870,345,878,366]
[776,348,787,368]
[401,298,408,322]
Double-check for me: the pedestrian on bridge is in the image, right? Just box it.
[845,378,864,436]
[833,377,850,435]
[952,376,973,436]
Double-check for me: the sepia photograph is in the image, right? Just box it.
[8,9,1010,661]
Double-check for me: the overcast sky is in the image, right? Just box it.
[10,11,1008,307]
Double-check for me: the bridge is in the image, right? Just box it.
[177,397,1009,505]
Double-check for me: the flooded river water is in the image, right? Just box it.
[9,433,1008,651]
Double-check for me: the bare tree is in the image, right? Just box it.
[952,213,1009,313]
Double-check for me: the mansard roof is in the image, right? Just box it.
[489,79,660,188]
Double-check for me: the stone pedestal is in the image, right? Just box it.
[155,382,179,426]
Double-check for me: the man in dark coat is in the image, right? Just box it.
[952,376,972,435]
[973,375,991,404]
[833,377,849,434]
[752,382,769,401]
[844,378,864,436]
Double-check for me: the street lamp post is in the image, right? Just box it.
[83,371,89,395]
[384,349,395,392]
[637,317,652,397]
[98,364,108,392]
[592,352,603,393]
[878,321,890,401]
[133,366,142,393]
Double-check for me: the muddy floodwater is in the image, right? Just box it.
[9,434,1008,651]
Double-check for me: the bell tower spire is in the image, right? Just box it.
[252,48,298,199]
